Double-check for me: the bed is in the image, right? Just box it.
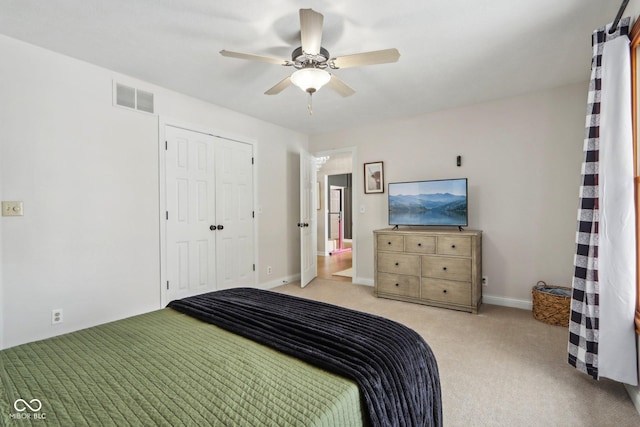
[1,288,442,426]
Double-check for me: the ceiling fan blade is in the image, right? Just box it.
[331,48,400,69]
[327,75,355,97]
[299,8,323,55]
[220,50,288,65]
[265,76,292,95]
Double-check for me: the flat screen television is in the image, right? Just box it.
[388,178,468,226]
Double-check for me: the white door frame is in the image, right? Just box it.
[158,117,258,307]
[329,185,346,242]
[313,147,357,283]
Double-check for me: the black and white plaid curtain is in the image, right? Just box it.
[568,17,637,385]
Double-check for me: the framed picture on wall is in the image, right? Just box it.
[364,161,384,194]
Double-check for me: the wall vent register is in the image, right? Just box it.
[113,82,155,114]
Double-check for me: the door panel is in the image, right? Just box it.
[300,151,317,287]
[166,126,217,301]
[215,138,254,289]
[196,181,208,220]
[176,179,188,221]
[176,242,189,290]
[196,240,209,289]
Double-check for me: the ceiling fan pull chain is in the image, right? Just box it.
[308,92,313,115]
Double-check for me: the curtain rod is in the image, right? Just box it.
[609,0,630,34]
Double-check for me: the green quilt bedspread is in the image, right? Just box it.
[1,309,364,426]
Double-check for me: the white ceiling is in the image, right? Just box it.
[0,0,625,134]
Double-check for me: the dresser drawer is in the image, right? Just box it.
[437,236,471,257]
[377,273,421,298]
[378,253,420,276]
[404,235,436,254]
[422,278,471,305]
[377,234,404,252]
[421,255,471,282]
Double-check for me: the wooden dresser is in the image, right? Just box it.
[373,228,482,313]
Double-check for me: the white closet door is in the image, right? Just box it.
[165,126,217,302]
[164,126,255,301]
[215,137,255,289]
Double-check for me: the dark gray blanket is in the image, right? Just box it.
[168,288,442,427]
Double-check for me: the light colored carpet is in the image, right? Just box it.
[332,267,352,277]
[273,278,640,427]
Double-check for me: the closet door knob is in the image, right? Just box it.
[217,225,224,230]
[210,225,217,231]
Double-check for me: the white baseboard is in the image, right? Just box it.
[262,278,531,312]
[262,275,374,288]
[260,274,301,290]
[354,277,374,286]
[340,281,531,309]
[625,384,640,416]
[482,294,532,311]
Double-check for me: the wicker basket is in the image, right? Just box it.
[531,281,571,327]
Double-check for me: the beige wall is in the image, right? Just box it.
[0,34,308,348]
[310,83,586,305]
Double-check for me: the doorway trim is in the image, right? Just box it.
[313,147,358,283]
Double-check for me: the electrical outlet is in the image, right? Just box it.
[482,276,488,287]
[267,266,272,275]
[51,309,63,325]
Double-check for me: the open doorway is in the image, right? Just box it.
[314,151,355,282]
[329,179,352,255]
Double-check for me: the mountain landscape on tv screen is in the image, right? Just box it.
[389,192,466,214]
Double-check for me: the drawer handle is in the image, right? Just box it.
[418,243,422,247]
[443,267,447,271]
[395,283,400,287]
[443,289,448,293]
[388,241,392,245]
[451,244,456,249]
[395,262,399,266]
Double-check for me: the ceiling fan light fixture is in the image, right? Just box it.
[291,68,331,93]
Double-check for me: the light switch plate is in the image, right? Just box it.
[2,201,24,216]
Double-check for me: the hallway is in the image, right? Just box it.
[317,251,352,283]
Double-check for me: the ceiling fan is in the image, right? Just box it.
[220,8,400,108]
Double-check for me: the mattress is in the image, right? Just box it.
[169,288,442,426]
[1,308,364,426]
